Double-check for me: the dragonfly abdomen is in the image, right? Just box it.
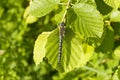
[58,22,65,65]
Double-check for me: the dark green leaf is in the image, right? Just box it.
[95,0,112,15]
[96,26,114,53]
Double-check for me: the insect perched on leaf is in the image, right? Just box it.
[58,22,65,65]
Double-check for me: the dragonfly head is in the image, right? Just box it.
[59,22,65,27]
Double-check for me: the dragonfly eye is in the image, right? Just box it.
[59,22,65,27]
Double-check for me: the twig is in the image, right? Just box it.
[61,0,71,23]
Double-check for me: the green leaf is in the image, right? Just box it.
[23,7,38,24]
[45,29,59,71]
[45,28,94,72]
[112,68,119,80]
[112,22,120,36]
[110,10,120,22]
[95,0,112,15]
[30,0,60,17]
[78,0,96,6]
[69,3,104,38]
[118,66,120,79]
[54,5,66,24]
[114,46,120,58]
[97,26,114,53]
[26,15,38,24]
[33,32,51,65]
[103,0,120,9]
[0,7,4,18]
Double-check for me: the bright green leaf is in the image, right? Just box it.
[103,0,120,9]
[30,0,59,17]
[78,0,96,6]
[23,6,38,24]
[23,7,30,19]
[114,46,120,58]
[26,15,38,24]
[118,66,120,79]
[45,28,94,72]
[110,10,120,22]
[70,3,103,38]
[33,32,51,65]
[112,68,119,80]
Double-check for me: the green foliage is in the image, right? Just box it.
[71,3,103,38]
[33,32,51,65]
[31,0,103,72]
[97,26,114,53]
[0,0,57,79]
[110,10,120,22]
[30,0,60,17]
[44,28,94,72]
[118,66,120,79]
[0,0,120,79]
[103,0,120,9]
[31,0,120,74]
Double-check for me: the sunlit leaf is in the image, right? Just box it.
[23,7,38,24]
[114,46,120,58]
[112,68,119,80]
[45,29,59,71]
[118,66,120,79]
[33,32,51,65]
[26,15,38,24]
[110,10,120,22]
[103,0,120,9]
[69,3,103,38]
[45,28,94,72]
[23,7,30,19]
[78,0,96,6]
[30,0,60,17]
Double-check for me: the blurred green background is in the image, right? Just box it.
[0,0,57,79]
[0,0,120,80]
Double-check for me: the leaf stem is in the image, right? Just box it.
[61,0,71,22]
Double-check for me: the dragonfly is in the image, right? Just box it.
[58,22,65,65]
